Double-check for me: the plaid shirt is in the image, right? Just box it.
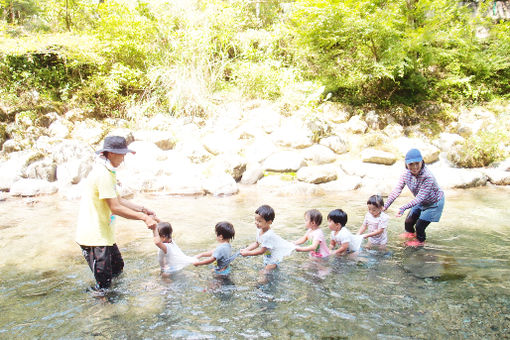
[384,165,444,214]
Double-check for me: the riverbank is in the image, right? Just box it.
[0,99,509,199]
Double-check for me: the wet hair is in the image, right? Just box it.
[367,195,384,208]
[255,204,275,222]
[215,221,235,240]
[157,222,173,239]
[327,209,348,226]
[305,209,322,226]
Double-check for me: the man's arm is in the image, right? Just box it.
[118,197,159,220]
[105,197,157,228]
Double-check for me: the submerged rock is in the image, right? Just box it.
[402,247,466,280]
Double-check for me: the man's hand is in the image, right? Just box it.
[144,215,158,229]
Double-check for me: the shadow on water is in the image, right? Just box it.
[0,187,509,338]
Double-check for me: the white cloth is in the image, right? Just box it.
[362,211,389,245]
[330,227,362,253]
[256,229,296,265]
[158,241,198,274]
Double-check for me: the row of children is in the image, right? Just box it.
[150,195,388,277]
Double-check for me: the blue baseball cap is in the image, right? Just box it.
[405,148,423,164]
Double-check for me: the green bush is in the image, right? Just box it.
[448,130,508,168]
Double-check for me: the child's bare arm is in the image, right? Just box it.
[194,254,216,266]
[294,233,308,245]
[296,239,319,252]
[195,250,213,259]
[241,241,259,254]
[357,223,367,235]
[332,243,349,255]
[363,228,384,239]
[151,227,167,253]
[241,246,267,257]
[329,239,336,251]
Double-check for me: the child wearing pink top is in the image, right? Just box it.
[294,209,331,258]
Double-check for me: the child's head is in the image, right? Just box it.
[215,221,235,241]
[367,195,384,218]
[255,204,275,222]
[157,222,173,241]
[367,195,384,208]
[327,209,348,227]
[304,209,322,228]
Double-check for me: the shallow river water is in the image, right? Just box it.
[0,186,509,339]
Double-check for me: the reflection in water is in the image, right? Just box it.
[0,186,509,338]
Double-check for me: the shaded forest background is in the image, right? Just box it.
[1,0,509,127]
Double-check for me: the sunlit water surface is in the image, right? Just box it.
[1,186,509,339]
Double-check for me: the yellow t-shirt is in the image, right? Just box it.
[75,163,118,246]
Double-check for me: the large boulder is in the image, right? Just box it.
[24,159,57,182]
[133,130,176,150]
[301,144,337,165]
[272,118,313,149]
[319,176,362,192]
[243,136,278,163]
[1,139,22,153]
[456,107,495,138]
[344,115,368,134]
[202,132,241,156]
[433,133,465,152]
[203,173,239,196]
[361,148,397,165]
[392,137,440,163]
[50,139,94,165]
[257,175,324,196]
[0,151,44,190]
[382,123,404,137]
[297,164,337,184]
[71,119,106,145]
[124,141,166,175]
[482,169,510,185]
[48,119,70,139]
[9,178,58,196]
[56,159,92,186]
[263,151,306,172]
[240,162,264,184]
[319,102,349,124]
[154,172,205,195]
[434,167,488,189]
[174,140,211,164]
[319,135,349,154]
[364,110,382,130]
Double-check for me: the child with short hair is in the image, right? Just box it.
[194,221,238,276]
[294,209,330,258]
[151,222,198,276]
[328,209,363,255]
[357,195,389,250]
[240,204,295,273]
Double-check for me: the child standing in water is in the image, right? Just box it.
[294,209,330,258]
[240,204,295,274]
[194,221,238,276]
[151,222,198,276]
[357,195,389,250]
[328,209,363,256]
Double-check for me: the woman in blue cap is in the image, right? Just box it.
[383,149,445,246]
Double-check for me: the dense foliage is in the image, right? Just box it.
[0,0,509,125]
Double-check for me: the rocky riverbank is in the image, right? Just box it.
[1,100,509,199]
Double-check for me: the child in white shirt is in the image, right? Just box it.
[328,209,362,255]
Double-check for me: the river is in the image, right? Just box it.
[1,186,509,338]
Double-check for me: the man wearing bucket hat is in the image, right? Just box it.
[75,136,159,294]
[383,148,445,247]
